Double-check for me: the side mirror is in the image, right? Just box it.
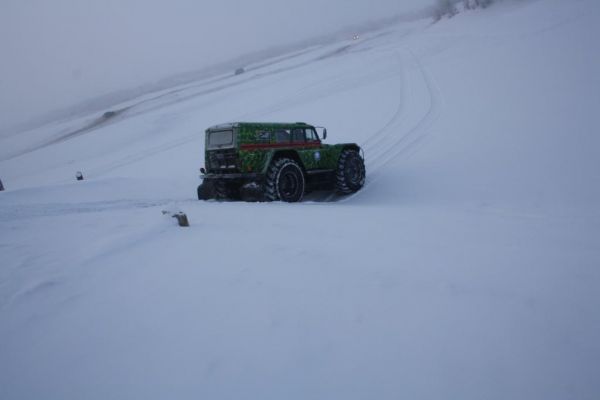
[323,128,327,140]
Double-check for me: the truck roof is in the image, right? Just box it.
[206,122,310,131]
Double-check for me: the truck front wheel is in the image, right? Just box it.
[336,149,365,194]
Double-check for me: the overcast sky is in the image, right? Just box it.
[0,0,433,134]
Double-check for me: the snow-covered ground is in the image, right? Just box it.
[1,1,599,398]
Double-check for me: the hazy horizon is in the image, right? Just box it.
[0,0,434,134]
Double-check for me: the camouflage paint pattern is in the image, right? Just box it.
[239,150,269,172]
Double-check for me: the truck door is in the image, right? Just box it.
[293,127,323,170]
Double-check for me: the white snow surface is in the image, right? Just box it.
[1,1,599,399]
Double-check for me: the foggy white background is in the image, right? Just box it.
[0,0,432,135]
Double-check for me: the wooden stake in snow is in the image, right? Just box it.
[162,210,190,227]
[173,212,190,227]
[76,171,84,181]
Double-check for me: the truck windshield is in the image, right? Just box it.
[208,130,234,148]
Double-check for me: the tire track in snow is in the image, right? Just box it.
[240,56,402,121]
[367,49,443,172]
[297,51,409,203]
[360,51,408,151]
[336,48,443,204]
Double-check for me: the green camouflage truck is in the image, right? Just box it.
[197,122,365,202]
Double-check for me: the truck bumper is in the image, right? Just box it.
[201,172,264,181]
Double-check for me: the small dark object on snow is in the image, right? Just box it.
[76,171,84,181]
[162,210,190,227]
[0,178,4,191]
[103,111,117,119]
[173,212,189,227]
[234,67,245,75]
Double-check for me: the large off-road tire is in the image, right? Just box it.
[265,158,305,202]
[336,149,366,194]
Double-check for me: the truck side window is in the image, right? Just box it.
[291,128,305,142]
[256,130,271,143]
[274,129,290,143]
[305,128,318,142]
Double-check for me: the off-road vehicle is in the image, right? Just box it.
[197,122,365,202]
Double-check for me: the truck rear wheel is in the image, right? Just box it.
[214,180,241,200]
[336,149,365,194]
[240,182,265,202]
[265,158,305,202]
